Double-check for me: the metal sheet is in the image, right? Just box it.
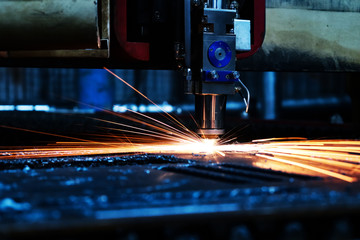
[0,152,360,238]
[0,0,100,50]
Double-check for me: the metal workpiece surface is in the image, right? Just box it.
[1,153,360,238]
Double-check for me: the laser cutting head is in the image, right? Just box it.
[182,0,265,139]
[184,2,247,139]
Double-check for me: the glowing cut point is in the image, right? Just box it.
[201,138,217,147]
[193,139,219,155]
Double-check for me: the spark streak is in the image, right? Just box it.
[0,70,359,184]
[0,137,359,183]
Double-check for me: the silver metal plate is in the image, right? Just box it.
[234,19,251,51]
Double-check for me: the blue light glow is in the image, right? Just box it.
[0,105,52,112]
[130,105,138,112]
[162,102,174,113]
[34,105,50,112]
[16,105,34,111]
[147,105,159,113]
[263,72,277,120]
[113,103,175,113]
[282,97,350,108]
[113,105,127,113]
[0,105,15,111]
[95,203,240,220]
[139,105,146,113]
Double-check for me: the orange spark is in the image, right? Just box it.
[0,71,359,185]
[104,67,199,140]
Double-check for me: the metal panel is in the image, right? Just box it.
[0,0,100,50]
[266,0,360,12]
[238,1,360,72]
[234,19,251,51]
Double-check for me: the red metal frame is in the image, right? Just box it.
[115,0,150,61]
[115,0,265,62]
[237,0,266,59]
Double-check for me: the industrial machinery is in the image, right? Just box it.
[0,0,265,138]
[2,1,360,239]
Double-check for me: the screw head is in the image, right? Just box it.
[209,70,219,79]
[232,71,240,79]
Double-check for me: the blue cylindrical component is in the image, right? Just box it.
[208,41,232,68]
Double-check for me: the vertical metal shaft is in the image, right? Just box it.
[184,0,191,67]
[195,94,226,138]
[208,0,227,9]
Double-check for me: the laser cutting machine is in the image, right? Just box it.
[0,0,265,138]
[3,1,360,239]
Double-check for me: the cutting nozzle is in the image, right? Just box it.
[195,94,226,139]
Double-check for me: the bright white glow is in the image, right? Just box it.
[197,139,218,154]
[16,105,34,111]
[34,105,50,112]
[0,105,15,111]
[150,139,221,155]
